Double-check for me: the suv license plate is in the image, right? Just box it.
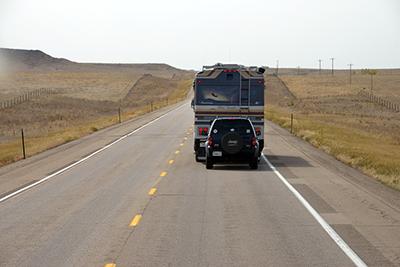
[200,142,206,147]
[212,151,222,157]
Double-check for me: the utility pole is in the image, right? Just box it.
[348,63,353,86]
[318,59,322,75]
[330,58,335,76]
[276,60,279,76]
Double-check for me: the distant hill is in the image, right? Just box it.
[0,48,184,73]
[0,48,76,71]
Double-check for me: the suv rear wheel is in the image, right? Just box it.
[249,157,258,169]
[206,156,213,169]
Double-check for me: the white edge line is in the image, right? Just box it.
[0,103,187,203]
[262,154,367,267]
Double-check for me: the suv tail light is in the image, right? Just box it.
[251,136,257,147]
[198,127,209,136]
[207,136,213,147]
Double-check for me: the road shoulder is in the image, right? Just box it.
[265,120,400,266]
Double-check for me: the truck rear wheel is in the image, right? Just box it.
[258,139,264,156]
[195,154,202,162]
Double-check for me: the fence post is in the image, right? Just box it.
[151,101,153,112]
[290,113,294,134]
[118,107,121,123]
[21,129,26,159]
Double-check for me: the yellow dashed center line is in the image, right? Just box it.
[180,143,184,146]
[129,214,142,227]
[184,137,188,140]
[148,188,157,196]
[168,159,174,164]
[104,263,116,267]
[175,150,180,154]
[160,171,167,177]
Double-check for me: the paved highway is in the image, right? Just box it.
[0,103,399,266]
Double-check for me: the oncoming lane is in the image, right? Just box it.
[0,104,193,267]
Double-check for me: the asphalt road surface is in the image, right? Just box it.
[0,102,399,267]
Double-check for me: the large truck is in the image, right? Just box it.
[192,63,265,161]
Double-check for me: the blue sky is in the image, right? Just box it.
[1,0,399,69]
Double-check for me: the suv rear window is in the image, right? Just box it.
[211,119,254,136]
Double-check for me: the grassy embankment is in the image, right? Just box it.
[265,71,400,190]
[0,74,192,166]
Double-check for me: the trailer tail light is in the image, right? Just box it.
[251,137,257,147]
[255,127,261,136]
[207,136,213,147]
[198,127,209,136]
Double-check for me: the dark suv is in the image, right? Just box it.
[205,118,259,169]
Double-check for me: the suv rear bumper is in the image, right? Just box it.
[206,148,259,163]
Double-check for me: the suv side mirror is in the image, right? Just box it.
[191,99,194,109]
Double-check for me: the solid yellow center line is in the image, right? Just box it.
[175,150,180,154]
[104,263,116,267]
[160,171,167,177]
[148,187,157,196]
[129,214,142,227]
[168,159,174,164]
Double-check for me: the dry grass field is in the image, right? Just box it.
[265,70,400,190]
[0,48,194,166]
[0,71,141,101]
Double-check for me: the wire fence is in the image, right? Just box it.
[358,90,400,112]
[0,88,57,109]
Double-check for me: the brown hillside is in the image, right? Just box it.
[123,74,180,107]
